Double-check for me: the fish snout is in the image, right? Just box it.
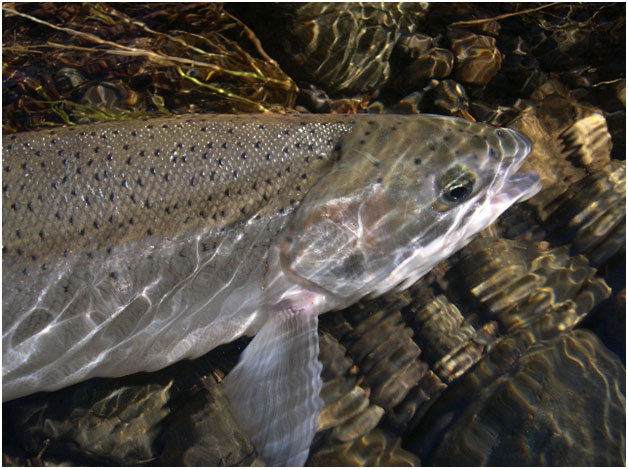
[496,127,532,169]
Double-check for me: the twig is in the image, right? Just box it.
[448,3,561,29]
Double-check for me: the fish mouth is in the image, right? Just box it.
[463,128,541,236]
[496,128,541,204]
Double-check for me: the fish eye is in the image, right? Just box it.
[439,166,475,204]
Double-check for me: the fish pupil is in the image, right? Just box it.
[447,184,470,201]
[440,168,475,204]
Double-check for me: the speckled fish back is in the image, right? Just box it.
[2,114,352,265]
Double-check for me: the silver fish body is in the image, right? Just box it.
[2,113,539,465]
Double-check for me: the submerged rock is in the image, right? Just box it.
[405,329,625,466]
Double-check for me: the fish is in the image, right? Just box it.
[2,113,540,465]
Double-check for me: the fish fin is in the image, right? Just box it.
[223,302,323,466]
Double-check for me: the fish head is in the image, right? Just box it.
[279,115,541,306]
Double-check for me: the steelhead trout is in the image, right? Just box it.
[2,113,540,465]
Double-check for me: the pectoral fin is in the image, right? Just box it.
[223,303,323,466]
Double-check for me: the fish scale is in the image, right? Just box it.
[3,114,351,264]
[2,113,539,466]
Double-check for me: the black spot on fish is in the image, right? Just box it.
[222,142,228,149]
[93,221,99,229]
[80,229,86,236]
[201,127,207,132]
[110,192,115,202]
[51,139,57,144]
[241,152,247,160]
[376,177,383,184]
[155,150,160,157]
[52,182,59,190]
[93,146,99,153]
[122,180,129,189]
[255,141,261,148]
[16,229,22,238]
[131,131,137,136]
[71,189,77,197]
[55,211,61,220]
[107,153,113,161]
[283,147,289,154]
[10,202,17,211]
[109,215,114,223]
[210,171,216,181]
[131,194,137,204]
[164,173,170,182]
[414,158,422,165]
[126,157,132,165]
[150,167,156,175]
[233,170,238,179]
[202,152,209,159]
[145,199,151,208]
[85,196,91,206]
[190,177,196,186]
[139,150,145,157]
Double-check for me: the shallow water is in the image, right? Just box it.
[2,3,625,466]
